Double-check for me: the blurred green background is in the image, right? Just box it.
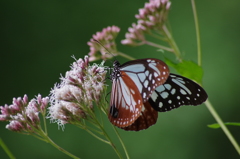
[1,0,240,158]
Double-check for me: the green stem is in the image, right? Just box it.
[191,0,202,66]
[191,0,240,154]
[162,24,182,61]
[112,126,130,159]
[31,133,48,142]
[39,130,80,159]
[204,100,240,154]
[0,138,15,159]
[101,105,129,159]
[117,51,135,60]
[42,114,48,135]
[143,40,174,52]
[90,104,123,159]
[93,118,123,159]
[79,97,123,158]
[84,128,111,145]
[148,31,167,41]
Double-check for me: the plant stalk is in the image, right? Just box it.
[162,24,182,61]
[191,0,240,155]
[0,138,15,159]
[191,0,202,66]
[205,100,240,154]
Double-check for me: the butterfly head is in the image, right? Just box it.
[113,60,120,67]
[110,60,121,81]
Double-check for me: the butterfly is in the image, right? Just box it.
[108,58,208,131]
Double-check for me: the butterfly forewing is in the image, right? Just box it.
[109,71,143,127]
[150,73,208,112]
[120,58,170,102]
[109,58,169,128]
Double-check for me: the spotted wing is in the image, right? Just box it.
[120,58,170,103]
[121,100,158,131]
[150,73,208,112]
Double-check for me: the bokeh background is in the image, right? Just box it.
[1,0,240,158]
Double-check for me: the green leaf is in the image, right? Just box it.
[164,58,203,84]
[208,122,240,129]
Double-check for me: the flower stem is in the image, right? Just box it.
[0,138,15,159]
[117,51,135,60]
[143,40,174,52]
[39,130,80,159]
[42,114,48,135]
[89,104,123,159]
[204,100,240,154]
[112,126,130,159]
[191,0,240,154]
[191,0,202,66]
[94,119,123,159]
[101,106,129,159]
[84,128,111,145]
[149,30,167,41]
[162,24,182,61]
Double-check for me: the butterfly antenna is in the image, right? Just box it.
[93,39,117,62]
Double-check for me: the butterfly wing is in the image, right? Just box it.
[150,73,208,112]
[109,58,169,128]
[121,100,158,131]
[120,58,170,102]
[108,71,144,127]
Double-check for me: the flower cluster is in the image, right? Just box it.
[121,0,171,46]
[0,94,49,132]
[48,56,107,126]
[87,26,120,62]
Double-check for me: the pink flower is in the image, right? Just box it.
[0,94,49,132]
[87,26,120,62]
[48,56,107,126]
[121,0,171,46]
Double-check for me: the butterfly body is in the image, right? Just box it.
[108,58,208,131]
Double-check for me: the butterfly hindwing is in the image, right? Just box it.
[122,73,208,131]
[121,100,158,131]
[150,73,208,112]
